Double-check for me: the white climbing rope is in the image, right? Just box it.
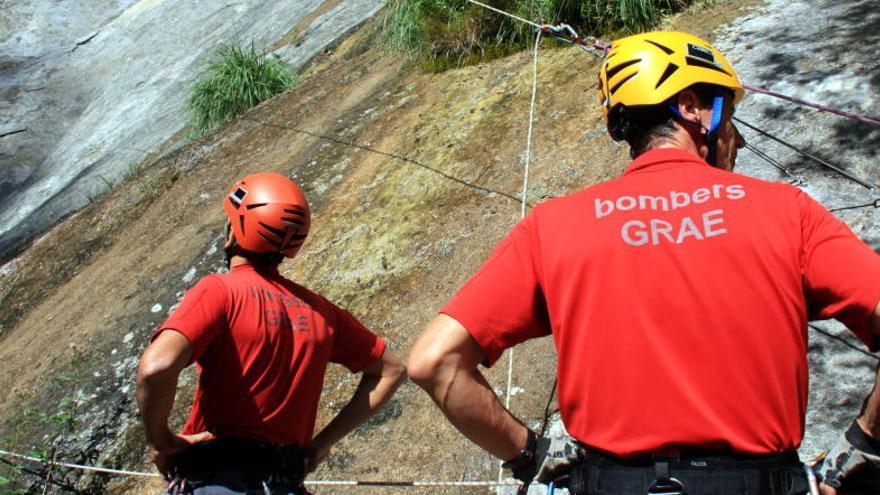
[0,448,523,487]
[464,0,544,29]
[499,27,543,484]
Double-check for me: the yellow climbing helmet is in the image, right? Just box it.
[598,31,744,127]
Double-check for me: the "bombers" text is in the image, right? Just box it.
[595,184,745,219]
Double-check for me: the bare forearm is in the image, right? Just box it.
[857,363,880,439]
[136,331,192,449]
[312,368,403,449]
[427,365,528,460]
[409,315,529,460]
[136,367,180,448]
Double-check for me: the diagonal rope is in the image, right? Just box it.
[828,198,880,213]
[465,0,544,29]
[742,143,805,185]
[808,324,879,361]
[242,118,530,205]
[743,83,880,127]
[735,117,876,191]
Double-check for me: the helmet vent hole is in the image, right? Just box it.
[239,215,246,234]
[610,72,638,95]
[685,57,730,76]
[258,231,282,248]
[655,62,679,89]
[246,202,268,210]
[281,216,304,225]
[258,221,287,239]
[645,40,673,54]
[285,238,305,250]
[605,58,640,80]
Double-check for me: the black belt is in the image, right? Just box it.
[172,437,306,479]
[567,449,809,495]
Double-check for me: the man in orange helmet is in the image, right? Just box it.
[136,172,405,494]
[408,31,880,494]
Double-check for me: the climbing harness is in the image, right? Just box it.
[803,463,821,495]
[647,462,686,495]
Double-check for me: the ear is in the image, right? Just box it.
[675,89,705,129]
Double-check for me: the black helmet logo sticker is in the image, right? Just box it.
[687,43,716,63]
[229,187,248,208]
[685,43,729,75]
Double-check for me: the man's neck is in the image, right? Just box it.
[229,255,281,271]
[229,255,251,269]
[651,129,705,160]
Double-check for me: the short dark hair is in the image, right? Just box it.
[609,84,724,158]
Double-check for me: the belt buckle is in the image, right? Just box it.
[647,477,687,495]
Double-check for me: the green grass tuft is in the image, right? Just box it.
[188,41,300,137]
[383,0,696,70]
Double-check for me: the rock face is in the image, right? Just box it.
[0,0,382,258]
[0,0,878,494]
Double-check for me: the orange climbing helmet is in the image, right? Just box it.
[222,172,310,258]
[598,31,744,137]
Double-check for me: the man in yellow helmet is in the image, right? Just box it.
[408,31,880,494]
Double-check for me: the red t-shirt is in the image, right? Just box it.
[443,148,880,457]
[155,264,385,446]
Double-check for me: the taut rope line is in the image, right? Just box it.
[0,448,524,487]
[465,0,880,129]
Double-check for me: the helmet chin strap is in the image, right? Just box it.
[668,90,726,166]
[224,222,238,269]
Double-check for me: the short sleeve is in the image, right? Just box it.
[328,306,386,372]
[153,276,228,361]
[441,211,551,366]
[801,191,880,351]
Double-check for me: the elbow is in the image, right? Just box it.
[136,348,178,389]
[406,346,444,391]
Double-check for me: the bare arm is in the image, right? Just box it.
[855,303,880,439]
[817,306,880,495]
[407,314,529,460]
[136,330,213,476]
[306,347,405,472]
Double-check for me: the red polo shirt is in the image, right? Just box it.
[155,264,385,447]
[443,148,880,457]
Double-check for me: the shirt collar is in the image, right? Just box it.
[624,148,711,175]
